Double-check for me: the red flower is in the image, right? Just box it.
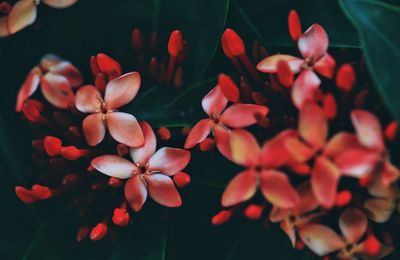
[75,72,144,147]
[16,54,82,111]
[91,122,190,211]
[184,85,269,159]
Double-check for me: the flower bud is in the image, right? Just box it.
[211,210,232,225]
[112,208,130,227]
[173,172,191,188]
[90,223,108,241]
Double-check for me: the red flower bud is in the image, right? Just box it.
[211,210,232,225]
[173,172,191,188]
[181,127,191,136]
[108,177,123,188]
[363,235,381,256]
[112,208,130,227]
[95,73,107,91]
[385,121,398,141]
[168,30,183,57]
[244,204,264,220]
[90,56,101,76]
[288,10,302,42]
[117,144,129,157]
[336,64,356,92]
[132,28,144,51]
[90,223,108,241]
[61,146,87,160]
[15,186,36,204]
[322,93,337,119]
[221,29,245,56]
[31,185,52,200]
[157,127,172,141]
[22,100,42,122]
[96,53,122,79]
[335,190,352,207]
[76,226,89,242]
[199,138,215,152]
[43,136,62,157]
[218,74,240,102]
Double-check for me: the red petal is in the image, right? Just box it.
[314,53,336,78]
[322,93,337,119]
[260,170,300,208]
[15,186,36,204]
[282,136,315,163]
[201,86,228,117]
[75,85,101,113]
[168,30,183,57]
[298,102,327,150]
[82,113,106,146]
[221,170,257,207]
[336,64,356,91]
[260,129,296,168]
[91,155,137,179]
[129,121,156,165]
[41,73,75,109]
[334,148,379,177]
[42,0,78,8]
[218,74,240,102]
[364,198,394,223]
[323,132,359,159]
[220,104,269,128]
[124,174,147,211]
[295,181,319,214]
[96,53,122,79]
[43,136,62,157]
[107,112,144,147]
[299,224,345,256]
[230,129,260,167]
[288,9,302,42]
[48,61,82,87]
[257,54,303,73]
[148,148,191,176]
[31,185,52,200]
[312,156,341,208]
[184,119,213,149]
[145,174,182,207]
[105,72,141,109]
[291,70,320,109]
[16,67,40,111]
[221,29,245,56]
[351,110,384,151]
[298,24,329,61]
[277,60,294,87]
[214,125,232,161]
[339,207,367,243]
[8,0,37,34]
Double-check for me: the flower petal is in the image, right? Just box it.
[41,73,75,109]
[75,85,101,113]
[8,0,37,34]
[218,74,240,103]
[42,0,78,8]
[230,129,260,167]
[260,170,300,208]
[295,181,319,215]
[91,155,137,179]
[381,160,400,187]
[214,125,232,161]
[148,148,190,176]
[144,174,182,207]
[107,112,144,147]
[351,110,384,151]
[364,198,394,223]
[82,113,106,146]
[48,61,82,87]
[299,224,345,256]
[105,72,141,109]
[314,53,336,78]
[312,156,341,208]
[282,136,315,163]
[221,170,257,207]
[184,119,213,149]
[260,129,297,168]
[291,70,320,109]
[323,132,359,159]
[257,54,303,73]
[339,207,367,244]
[288,9,302,42]
[298,102,327,150]
[334,148,379,177]
[281,220,296,247]
[124,174,147,212]
[129,121,156,165]
[202,86,228,117]
[220,104,269,128]
[16,67,40,112]
[298,24,329,61]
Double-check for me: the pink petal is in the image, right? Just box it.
[184,119,213,149]
[295,181,319,215]
[339,207,367,243]
[91,155,137,179]
[40,54,62,69]
[107,112,144,147]
[221,170,257,207]
[283,135,315,163]
[299,224,345,256]
[82,113,106,146]
[42,0,78,8]
[201,86,228,117]
[75,85,101,113]
[104,72,141,109]
[218,74,240,103]
[269,206,290,223]
[381,160,400,187]
[220,104,269,128]
[230,129,260,167]
[351,110,384,151]
[257,54,303,74]
[144,173,182,207]
[260,129,297,168]
[298,24,329,61]
[291,70,320,109]
[129,121,156,165]
[48,61,82,87]
[148,148,190,176]
[7,0,37,34]
[214,125,232,161]
[298,102,328,150]
[314,53,336,78]
[312,156,341,208]
[364,198,394,223]
[260,170,300,208]
[16,67,40,111]
[124,174,147,211]
[334,148,379,177]
[41,73,75,109]
[323,132,359,159]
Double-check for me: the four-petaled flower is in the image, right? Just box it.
[75,72,144,147]
[91,121,190,211]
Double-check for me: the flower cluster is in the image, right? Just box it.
[14,29,191,241]
[186,10,399,260]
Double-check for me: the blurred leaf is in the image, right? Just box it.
[339,0,400,122]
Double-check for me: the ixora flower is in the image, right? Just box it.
[16,54,82,111]
[0,0,78,37]
[91,122,190,211]
[299,208,393,259]
[75,72,144,147]
[184,85,269,158]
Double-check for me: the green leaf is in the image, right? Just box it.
[339,0,400,122]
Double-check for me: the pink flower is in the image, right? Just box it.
[91,122,191,211]
[221,129,300,208]
[184,85,269,159]
[16,54,82,111]
[75,72,144,147]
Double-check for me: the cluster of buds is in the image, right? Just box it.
[14,29,191,242]
[198,10,400,260]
